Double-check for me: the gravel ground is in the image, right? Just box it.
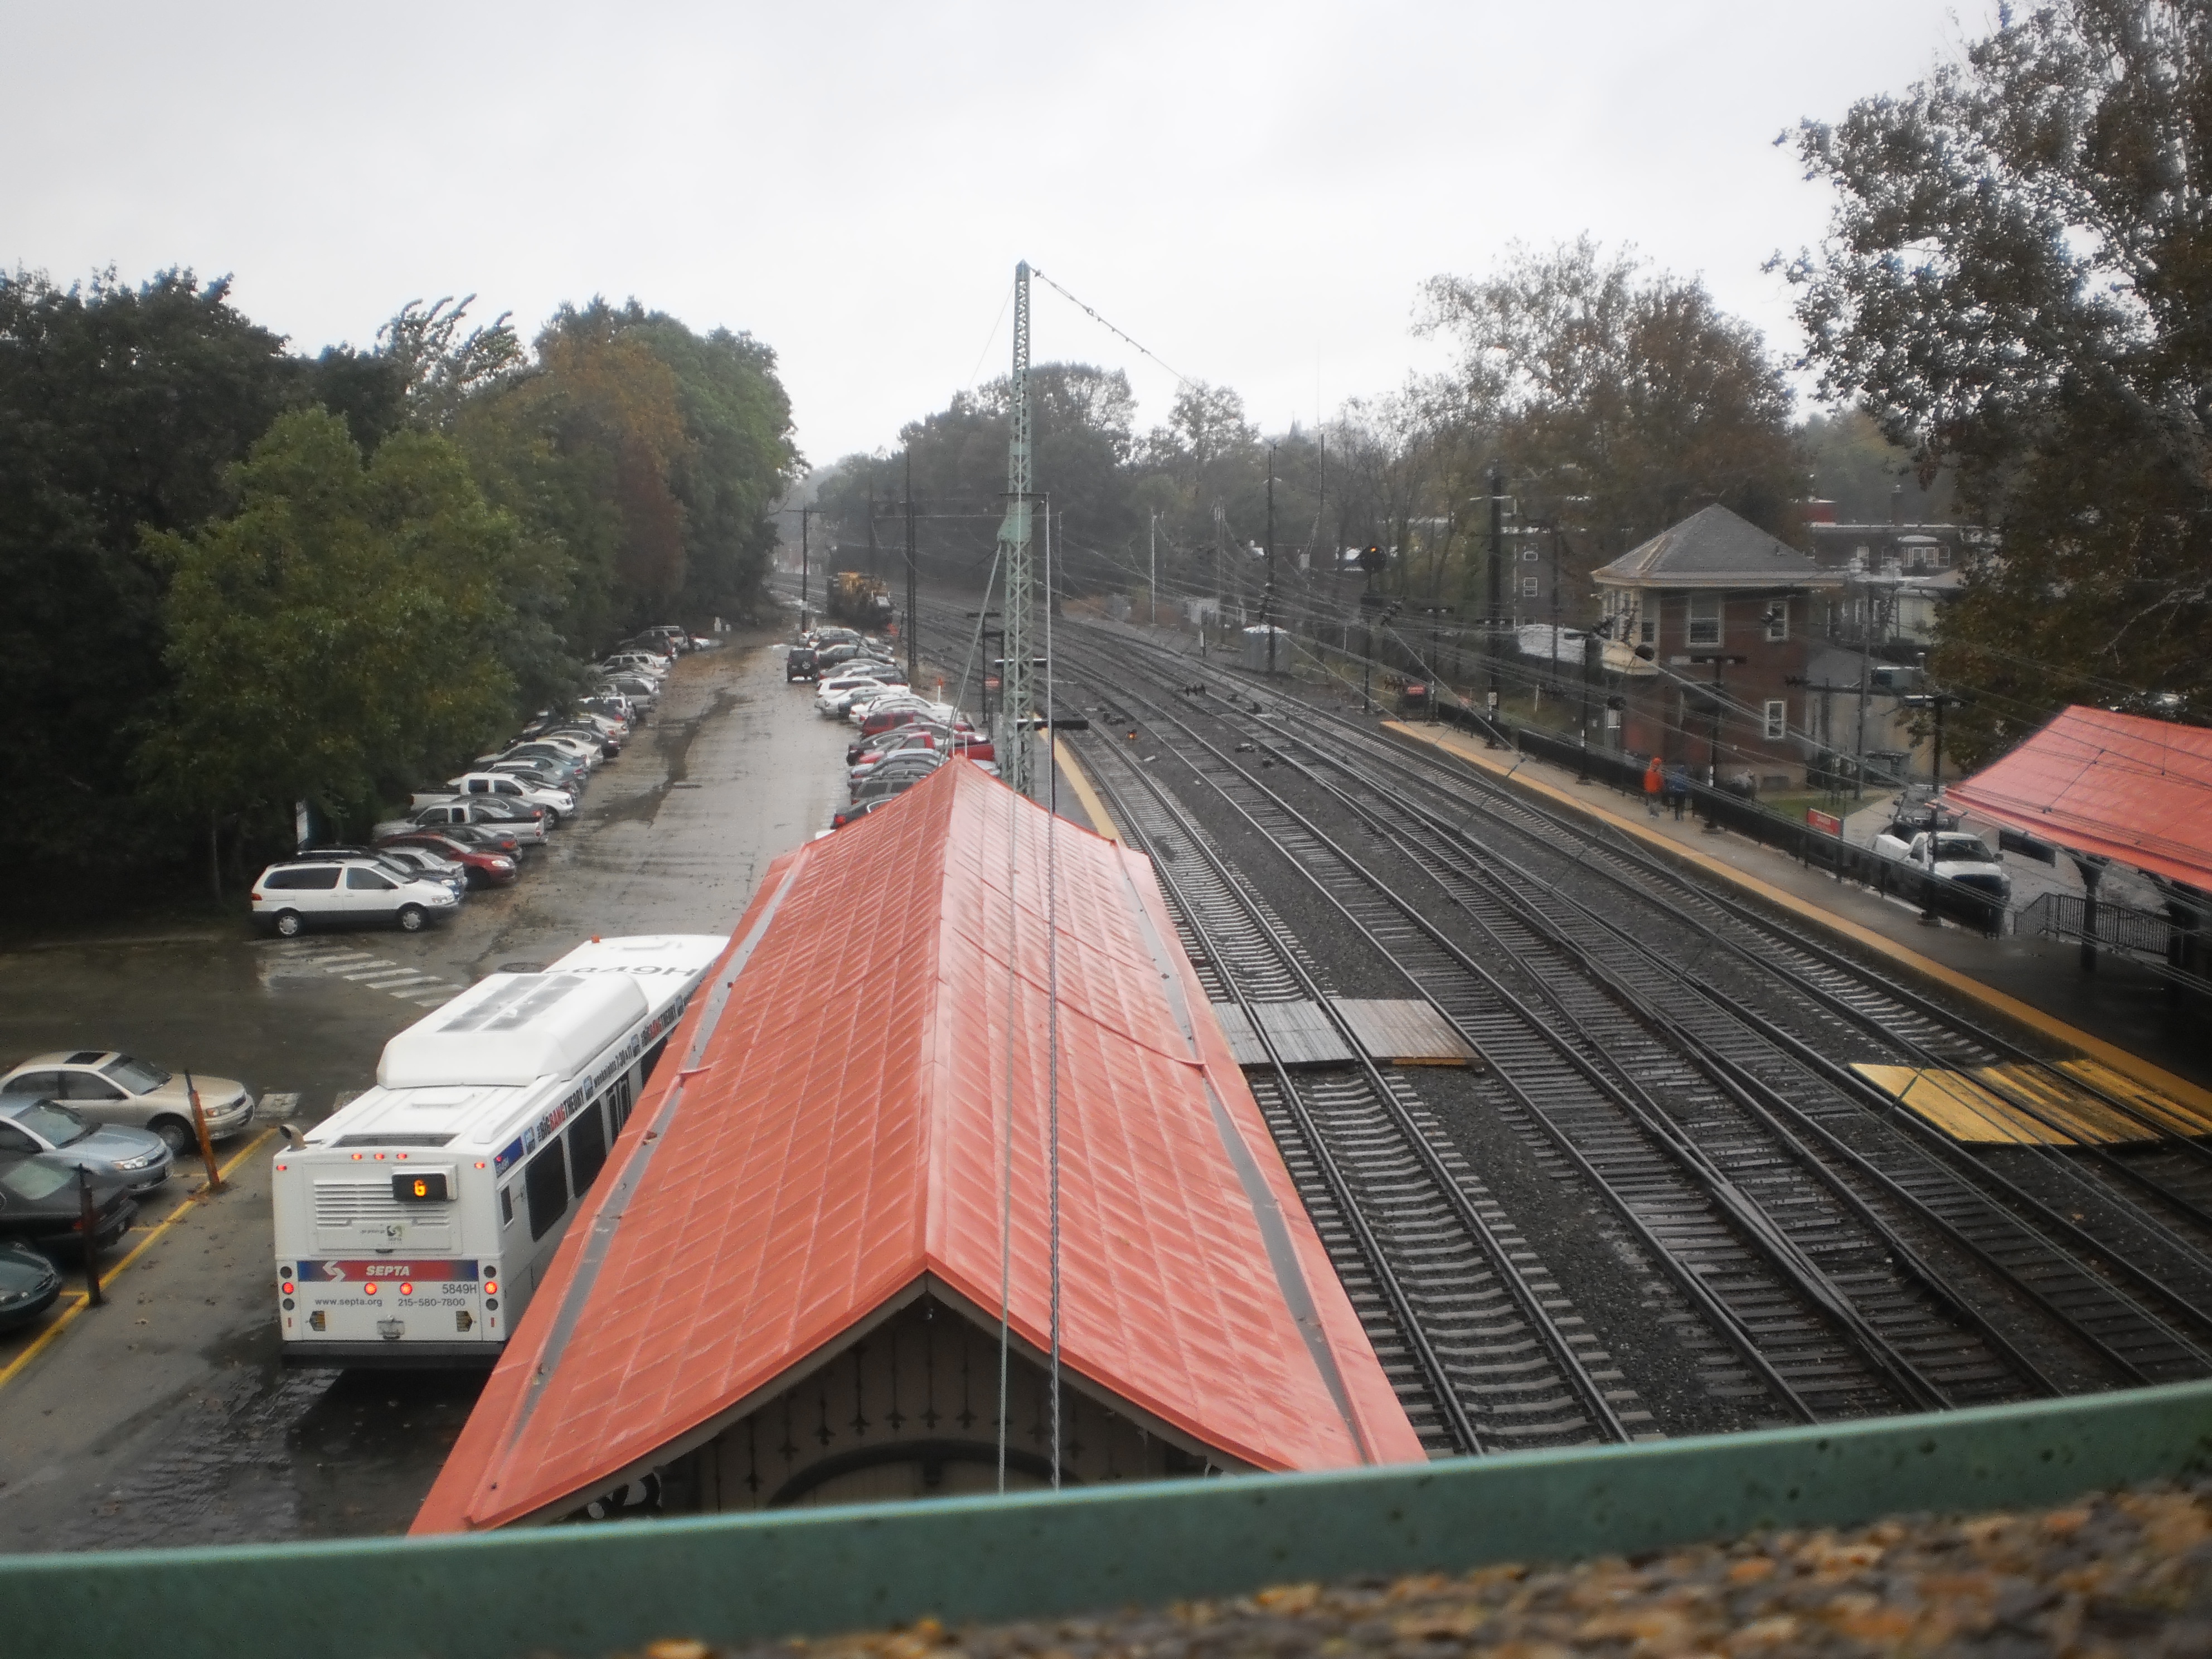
[634,1482,2212,1659]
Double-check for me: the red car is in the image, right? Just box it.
[377,831,518,888]
[846,720,978,765]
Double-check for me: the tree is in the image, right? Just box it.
[1780,0,2212,761]
[143,410,519,880]
[1419,239,1802,600]
[0,268,304,877]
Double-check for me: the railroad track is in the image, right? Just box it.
[1050,625,2212,1422]
[1078,732,1643,1456]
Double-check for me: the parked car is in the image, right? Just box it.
[250,856,463,937]
[0,1051,255,1153]
[0,1155,135,1252]
[0,1100,171,1193]
[362,845,469,898]
[0,1238,63,1331]
[599,676,660,711]
[1872,823,2011,900]
[426,772,574,822]
[830,797,898,831]
[491,756,585,796]
[376,831,517,888]
[375,800,540,848]
[814,672,892,717]
[852,752,946,802]
[787,646,819,682]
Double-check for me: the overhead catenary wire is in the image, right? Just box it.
[1030,266,1197,391]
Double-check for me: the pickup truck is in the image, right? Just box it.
[1871,825,2011,901]
[412,771,574,822]
[375,799,546,847]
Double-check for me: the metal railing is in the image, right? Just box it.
[1413,707,2010,937]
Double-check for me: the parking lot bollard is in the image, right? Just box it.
[186,1071,226,1194]
[76,1166,104,1307]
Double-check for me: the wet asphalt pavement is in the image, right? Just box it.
[0,636,850,1553]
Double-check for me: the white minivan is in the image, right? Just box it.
[251,856,462,938]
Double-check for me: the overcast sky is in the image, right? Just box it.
[3,1,1977,468]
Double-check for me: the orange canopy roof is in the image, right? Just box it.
[415,760,1422,1532]
[1949,706,2212,891]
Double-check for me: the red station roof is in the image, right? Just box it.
[415,761,1423,1532]
[1948,706,2212,891]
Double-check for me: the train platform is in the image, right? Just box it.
[1384,721,2212,1102]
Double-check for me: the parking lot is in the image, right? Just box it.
[0,633,851,1551]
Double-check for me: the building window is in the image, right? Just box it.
[1638,616,1655,646]
[1521,546,1540,561]
[1764,700,1787,741]
[1688,594,1722,646]
[1521,575,1540,596]
[1765,600,1788,642]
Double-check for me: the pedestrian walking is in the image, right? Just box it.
[1665,763,1690,822]
[1643,755,1663,816]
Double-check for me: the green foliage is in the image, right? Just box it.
[1782,0,2212,761]
[143,410,518,843]
[0,268,303,874]
[1420,239,1802,559]
[454,300,798,657]
[1798,411,1954,525]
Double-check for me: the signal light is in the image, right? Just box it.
[483,1279,497,1295]
[399,1283,414,1296]
[365,1283,379,1296]
[281,1281,295,1295]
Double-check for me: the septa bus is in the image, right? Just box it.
[271,933,724,1366]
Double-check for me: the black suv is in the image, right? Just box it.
[787,646,819,682]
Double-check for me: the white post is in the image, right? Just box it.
[1149,511,1157,627]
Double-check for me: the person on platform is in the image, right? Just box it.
[1665,763,1690,821]
[1643,755,1663,816]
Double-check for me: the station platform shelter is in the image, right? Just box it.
[414,760,1422,1532]
[1949,705,2210,982]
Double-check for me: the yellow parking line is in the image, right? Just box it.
[1385,720,2212,1118]
[1053,736,1123,843]
[0,1127,276,1394]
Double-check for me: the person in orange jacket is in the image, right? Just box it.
[1643,755,1664,816]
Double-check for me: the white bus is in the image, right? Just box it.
[271,933,725,1366]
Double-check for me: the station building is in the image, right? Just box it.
[1594,505,1844,788]
[413,760,1422,1531]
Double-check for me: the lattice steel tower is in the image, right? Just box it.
[996,261,1037,797]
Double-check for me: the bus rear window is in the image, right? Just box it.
[524,1141,569,1241]
[567,1105,608,1195]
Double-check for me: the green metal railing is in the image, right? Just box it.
[5,1381,2211,1659]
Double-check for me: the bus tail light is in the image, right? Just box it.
[483,1279,497,1295]
[399,1283,414,1296]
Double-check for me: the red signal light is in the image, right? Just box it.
[399,1283,414,1296]
[281,1280,295,1294]
[364,1283,379,1296]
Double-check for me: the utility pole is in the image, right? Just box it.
[799,505,811,628]
[1265,443,1277,675]
[996,261,1036,797]
[1549,521,1564,698]
[1148,511,1157,627]
[903,450,918,680]
[1486,467,1505,744]
[866,488,878,579]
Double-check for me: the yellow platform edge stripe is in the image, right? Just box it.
[1053,735,1123,844]
[1385,720,2212,1119]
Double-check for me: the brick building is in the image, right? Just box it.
[1593,506,1844,789]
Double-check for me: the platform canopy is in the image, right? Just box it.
[1948,706,2212,892]
[415,760,1421,1532]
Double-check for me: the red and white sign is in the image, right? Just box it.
[1807,808,1843,836]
